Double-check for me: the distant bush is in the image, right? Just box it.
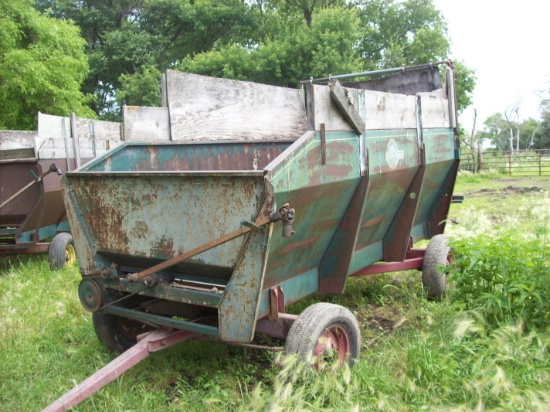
[448,229,550,329]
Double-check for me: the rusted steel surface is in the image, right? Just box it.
[85,141,291,173]
[63,172,266,278]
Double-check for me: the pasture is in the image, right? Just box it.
[1,172,549,411]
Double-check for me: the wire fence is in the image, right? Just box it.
[460,149,550,176]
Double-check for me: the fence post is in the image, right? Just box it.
[508,151,512,176]
[539,152,542,176]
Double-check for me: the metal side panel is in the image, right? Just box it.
[218,225,272,342]
[62,173,266,276]
[264,131,362,288]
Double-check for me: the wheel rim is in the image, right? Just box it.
[313,325,351,369]
[65,244,76,266]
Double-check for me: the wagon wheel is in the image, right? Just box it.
[93,312,153,353]
[48,233,76,269]
[285,303,361,369]
[422,234,451,299]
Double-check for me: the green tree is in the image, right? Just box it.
[481,113,543,151]
[357,0,449,69]
[481,113,511,151]
[35,0,258,117]
[453,61,476,114]
[33,0,476,119]
[0,0,95,130]
[178,7,362,87]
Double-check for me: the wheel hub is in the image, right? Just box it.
[313,325,351,369]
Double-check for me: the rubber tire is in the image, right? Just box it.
[93,312,152,353]
[285,303,361,368]
[422,234,451,299]
[48,233,75,270]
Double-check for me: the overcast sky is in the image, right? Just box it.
[432,0,550,131]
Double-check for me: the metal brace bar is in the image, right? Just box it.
[320,123,326,165]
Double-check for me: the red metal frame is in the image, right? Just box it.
[42,329,198,412]
[350,247,425,277]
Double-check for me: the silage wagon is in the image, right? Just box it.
[0,114,122,268]
[44,61,459,411]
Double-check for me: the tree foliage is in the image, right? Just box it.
[178,8,362,87]
[480,112,545,151]
[29,0,476,120]
[0,0,95,130]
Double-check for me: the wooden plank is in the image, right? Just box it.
[329,80,365,134]
[37,113,122,160]
[0,148,36,160]
[166,70,306,141]
[37,113,73,159]
[363,91,417,130]
[305,82,315,131]
[312,84,355,132]
[0,131,36,153]
[71,113,81,168]
[74,117,122,159]
[419,91,450,128]
[78,118,122,156]
[123,106,170,142]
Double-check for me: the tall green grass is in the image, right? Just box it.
[1,177,550,411]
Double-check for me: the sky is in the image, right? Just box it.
[432,0,550,132]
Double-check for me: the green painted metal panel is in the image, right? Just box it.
[265,131,361,287]
[257,268,319,319]
[348,241,383,275]
[218,228,271,342]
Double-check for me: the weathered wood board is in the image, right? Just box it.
[312,84,450,132]
[419,91,450,128]
[166,70,306,141]
[0,131,37,160]
[75,117,123,158]
[311,84,356,132]
[37,112,122,160]
[123,106,170,141]
[363,90,418,130]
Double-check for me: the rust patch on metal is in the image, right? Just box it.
[277,236,319,255]
[361,215,384,229]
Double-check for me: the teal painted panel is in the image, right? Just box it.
[218,228,271,342]
[423,129,455,164]
[265,131,361,287]
[413,160,454,228]
[365,129,419,175]
[355,169,418,250]
[84,141,291,172]
[348,241,383,275]
[17,223,59,243]
[257,268,319,319]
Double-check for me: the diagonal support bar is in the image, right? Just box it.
[42,328,197,412]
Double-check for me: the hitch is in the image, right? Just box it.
[270,203,295,238]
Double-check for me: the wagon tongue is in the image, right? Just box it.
[41,329,198,412]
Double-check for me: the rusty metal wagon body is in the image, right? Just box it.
[45,62,459,411]
[0,114,122,267]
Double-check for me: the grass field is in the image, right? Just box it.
[1,173,549,411]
